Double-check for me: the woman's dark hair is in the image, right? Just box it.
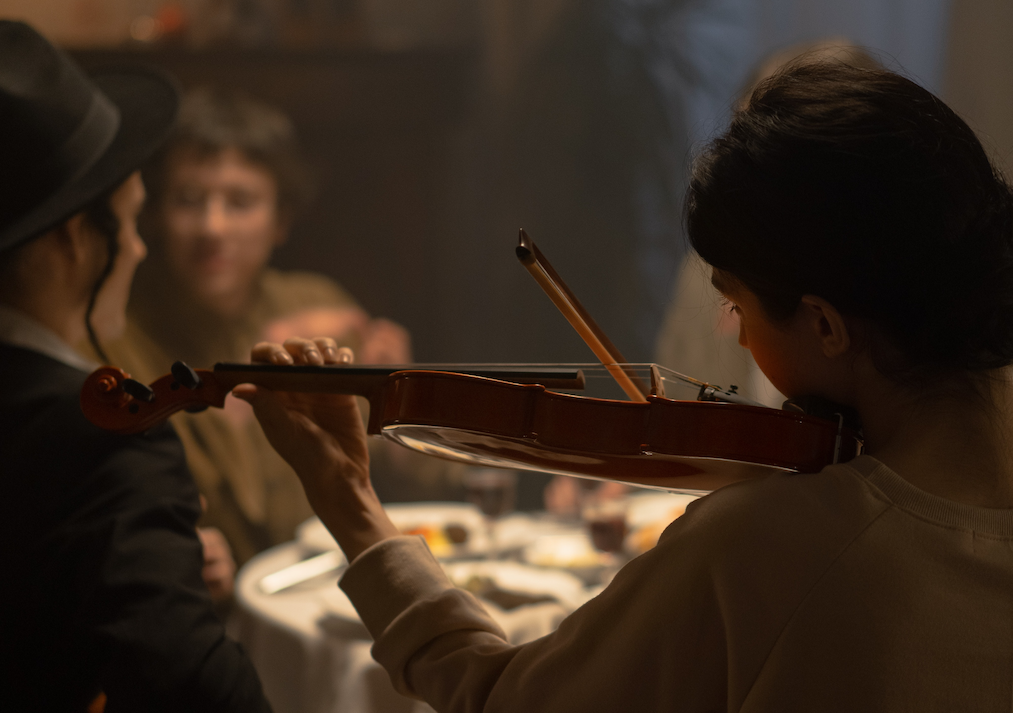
[143,87,314,222]
[687,60,1013,375]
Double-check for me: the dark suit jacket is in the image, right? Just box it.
[0,344,270,712]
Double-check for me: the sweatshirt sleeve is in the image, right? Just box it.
[340,518,733,713]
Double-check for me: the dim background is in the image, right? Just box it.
[3,0,1010,365]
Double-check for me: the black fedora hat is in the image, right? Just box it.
[0,21,179,253]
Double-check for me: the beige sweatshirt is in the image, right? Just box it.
[341,455,1013,712]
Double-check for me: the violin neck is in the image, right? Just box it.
[212,363,393,398]
[210,363,587,396]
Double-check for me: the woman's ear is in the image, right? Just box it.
[799,295,851,358]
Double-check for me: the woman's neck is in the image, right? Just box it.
[854,367,1013,507]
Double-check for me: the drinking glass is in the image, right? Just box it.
[463,469,518,558]
[582,496,628,583]
[583,498,628,554]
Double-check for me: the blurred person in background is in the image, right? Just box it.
[0,22,269,711]
[100,88,444,571]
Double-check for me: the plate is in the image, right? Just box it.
[625,491,700,554]
[443,560,591,611]
[522,531,603,571]
[318,558,592,623]
[626,491,699,527]
[298,502,489,558]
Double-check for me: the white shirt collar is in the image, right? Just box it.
[0,304,98,372]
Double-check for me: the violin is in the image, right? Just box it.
[79,232,863,493]
[81,360,861,492]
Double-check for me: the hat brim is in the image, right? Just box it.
[0,66,179,250]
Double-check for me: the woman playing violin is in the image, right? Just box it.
[236,60,1013,711]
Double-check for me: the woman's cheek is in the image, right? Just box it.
[744,338,789,394]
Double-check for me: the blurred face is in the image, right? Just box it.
[90,172,148,340]
[159,147,283,316]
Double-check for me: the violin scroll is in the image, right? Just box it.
[81,363,228,435]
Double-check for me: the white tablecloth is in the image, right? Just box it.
[230,541,423,713]
[229,514,598,713]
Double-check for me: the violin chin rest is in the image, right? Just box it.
[783,396,862,433]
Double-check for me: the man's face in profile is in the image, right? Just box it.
[90,172,148,341]
[159,146,284,317]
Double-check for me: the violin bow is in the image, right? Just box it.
[516,229,649,403]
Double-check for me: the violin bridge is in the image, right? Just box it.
[649,364,666,398]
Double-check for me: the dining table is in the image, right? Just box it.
[228,493,698,713]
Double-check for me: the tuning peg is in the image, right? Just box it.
[171,361,202,390]
[122,378,155,403]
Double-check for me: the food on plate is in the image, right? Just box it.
[402,522,470,557]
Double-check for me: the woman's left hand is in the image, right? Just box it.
[232,337,400,561]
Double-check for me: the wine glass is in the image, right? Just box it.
[463,469,518,558]
[581,495,628,583]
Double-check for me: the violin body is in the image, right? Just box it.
[81,363,862,493]
[371,371,859,491]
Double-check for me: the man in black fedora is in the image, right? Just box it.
[0,21,270,712]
